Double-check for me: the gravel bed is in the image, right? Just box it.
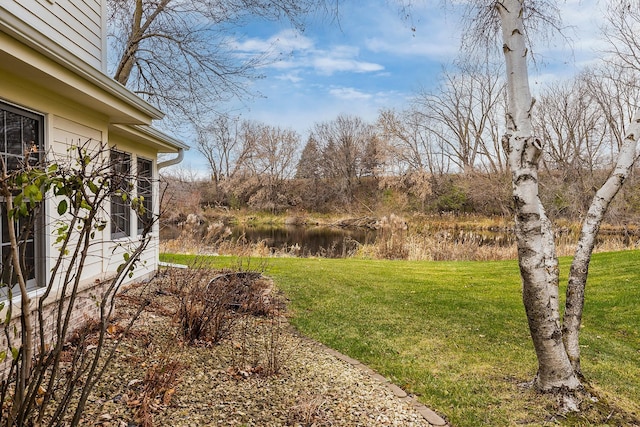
[80,277,435,427]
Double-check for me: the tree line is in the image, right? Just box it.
[167,58,640,221]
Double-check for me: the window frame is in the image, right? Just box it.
[0,100,45,297]
[109,149,132,240]
[136,157,153,235]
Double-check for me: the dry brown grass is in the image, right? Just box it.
[160,213,640,262]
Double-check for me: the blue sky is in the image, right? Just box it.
[176,0,605,174]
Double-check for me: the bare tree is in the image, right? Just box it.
[107,0,337,123]
[583,64,640,155]
[378,108,449,175]
[245,123,300,211]
[491,0,582,396]
[413,61,506,174]
[533,75,610,216]
[561,0,640,379]
[311,114,376,204]
[461,0,640,405]
[196,114,254,199]
[536,78,606,173]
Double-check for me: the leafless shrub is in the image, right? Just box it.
[229,312,291,377]
[374,214,409,259]
[289,392,329,426]
[167,258,276,345]
[128,360,183,427]
[170,268,239,345]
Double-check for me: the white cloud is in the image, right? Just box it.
[329,87,372,100]
[353,0,462,62]
[365,37,455,59]
[233,27,385,76]
[232,29,314,54]
[270,59,300,70]
[275,72,303,83]
[272,29,315,51]
[313,57,384,75]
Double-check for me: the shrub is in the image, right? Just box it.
[168,263,276,345]
[374,214,409,259]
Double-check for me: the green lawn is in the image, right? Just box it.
[160,251,640,426]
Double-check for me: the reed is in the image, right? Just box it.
[160,213,640,261]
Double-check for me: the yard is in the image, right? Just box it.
[161,251,640,426]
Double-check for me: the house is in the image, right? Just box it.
[0,0,188,319]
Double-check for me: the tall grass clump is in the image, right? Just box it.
[372,214,408,259]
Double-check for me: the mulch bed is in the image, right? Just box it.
[79,268,432,427]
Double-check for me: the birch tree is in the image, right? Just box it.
[562,0,640,378]
[470,0,640,402]
[493,0,581,394]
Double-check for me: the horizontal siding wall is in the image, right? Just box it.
[3,0,102,69]
[48,122,161,288]
[49,116,106,286]
[106,238,158,284]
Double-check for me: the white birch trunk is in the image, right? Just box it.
[562,111,640,373]
[497,0,580,391]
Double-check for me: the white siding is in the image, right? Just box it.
[3,0,103,69]
[48,120,161,287]
[103,147,160,282]
[48,116,105,282]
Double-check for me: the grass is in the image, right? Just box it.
[160,251,640,426]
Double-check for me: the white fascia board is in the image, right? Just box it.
[110,124,190,153]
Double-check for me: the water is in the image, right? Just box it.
[160,220,638,259]
[162,222,520,257]
[160,223,378,258]
[232,224,377,257]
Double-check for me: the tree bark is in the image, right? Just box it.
[113,0,171,85]
[0,171,34,422]
[562,111,640,374]
[497,0,580,391]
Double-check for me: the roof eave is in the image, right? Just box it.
[110,124,190,153]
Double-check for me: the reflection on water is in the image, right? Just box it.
[160,223,378,258]
[231,225,377,257]
[159,223,530,258]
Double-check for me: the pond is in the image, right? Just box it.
[160,219,639,259]
[160,223,378,258]
[161,221,523,258]
[231,224,378,257]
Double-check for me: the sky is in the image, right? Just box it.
[175,0,606,174]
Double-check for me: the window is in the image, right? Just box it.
[136,158,153,234]
[110,149,131,239]
[0,101,44,295]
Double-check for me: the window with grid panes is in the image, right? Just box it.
[136,158,153,234]
[110,149,131,239]
[0,101,44,296]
